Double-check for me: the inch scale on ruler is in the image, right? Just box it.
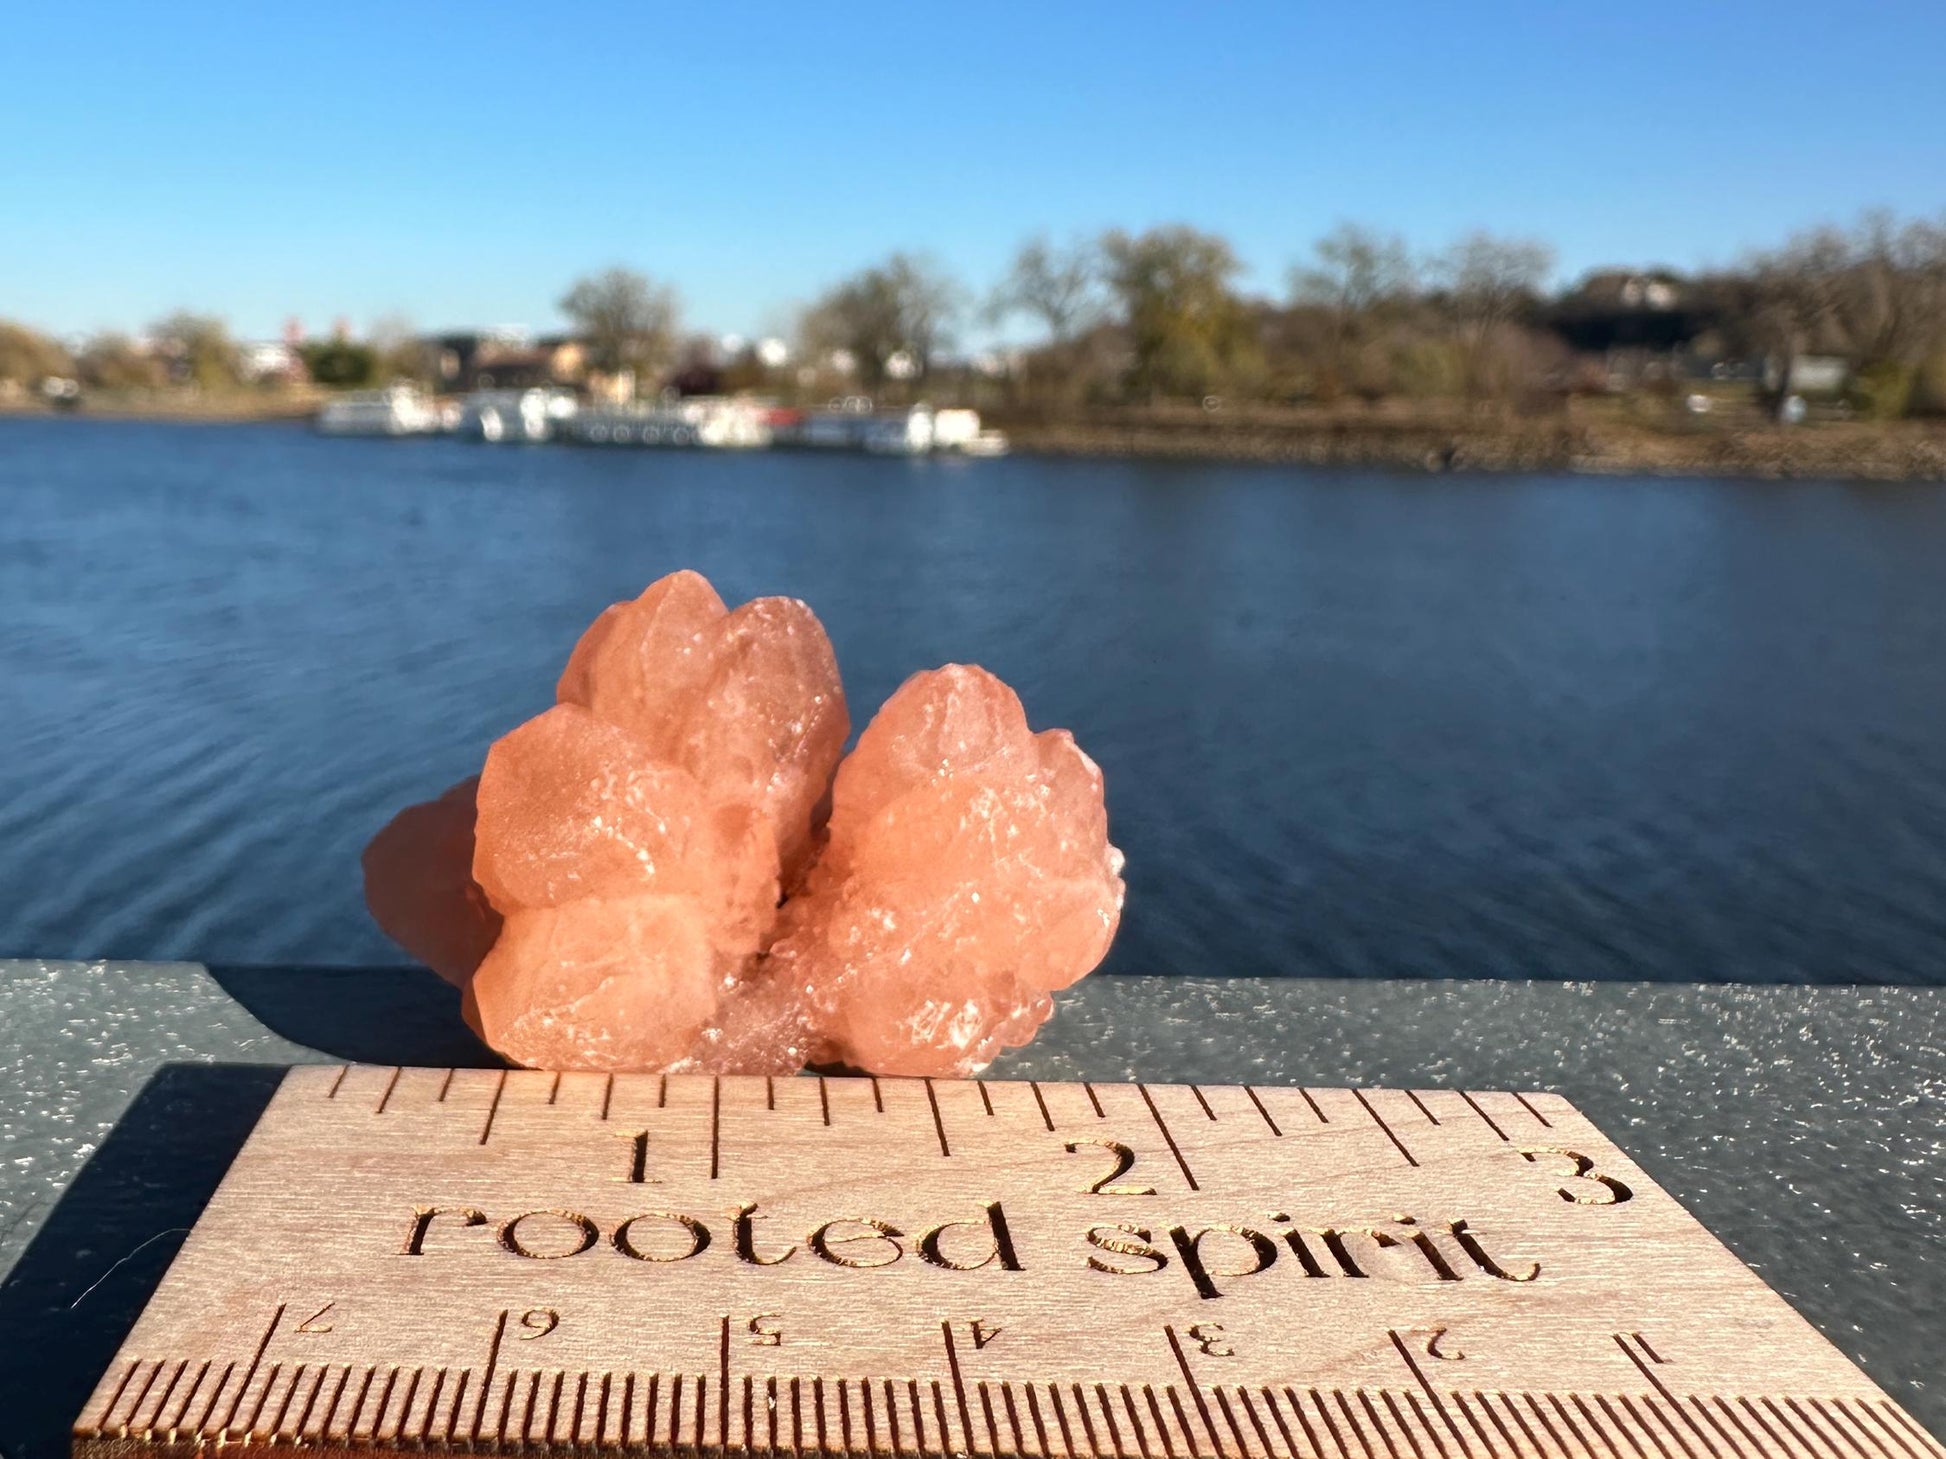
[77,1068,1941,1459]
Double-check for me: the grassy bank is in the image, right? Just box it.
[993,401,1946,481]
[0,390,321,423]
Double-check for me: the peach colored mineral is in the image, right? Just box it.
[363,570,1124,1075]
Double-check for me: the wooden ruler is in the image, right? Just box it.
[76,1068,1940,1459]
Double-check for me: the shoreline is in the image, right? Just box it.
[9,398,1946,482]
[996,410,1946,482]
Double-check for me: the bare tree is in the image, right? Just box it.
[1290,223,1416,318]
[1750,211,1946,417]
[988,236,1104,344]
[559,267,681,384]
[1288,224,1417,397]
[801,253,963,390]
[1434,232,1554,398]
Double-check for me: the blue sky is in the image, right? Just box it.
[7,1,1944,342]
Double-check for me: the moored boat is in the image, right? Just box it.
[315,384,441,437]
[459,388,577,444]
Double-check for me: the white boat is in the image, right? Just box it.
[793,403,1003,456]
[459,388,577,444]
[564,397,772,450]
[315,384,441,436]
[862,407,936,455]
[960,429,1010,457]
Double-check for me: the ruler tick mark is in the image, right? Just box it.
[436,1067,455,1102]
[1350,1389,1397,1459]
[978,1080,995,1116]
[391,1366,423,1443]
[1331,1389,1377,1459]
[441,1371,468,1443]
[478,1071,507,1145]
[719,1315,732,1447]
[95,1359,139,1432]
[244,1362,282,1439]
[219,1303,283,1435]
[326,1065,348,1100]
[599,1073,613,1120]
[471,1310,508,1441]
[1236,1387,1280,1459]
[337,1366,371,1442]
[1405,1090,1440,1125]
[1084,1082,1106,1118]
[1564,1392,1622,1459]
[1512,1091,1553,1127]
[1388,1331,1473,1458]
[1352,1089,1419,1166]
[819,1076,831,1125]
[318,1364,353,1441]
[374,1067,401,1114]
[145,1359,188,1434]
[1245,1085,1282,1135]
[1404,1391,1449,1459]
[925,1078,952,1156]
[1031,1080,1055,1130]
[928,1379,950,1459]
[941,1322,975,1454]
[1458,1091,1508,1141]
[1692,1397,1752,1459]
[1139,1084,1200,1190]
[1096,1381,1130,1459]
[1125,1385,1158,1459]
[1306,1387,1355,1459]
[1005,1380,1032,1457]
[1215,1389,1260,1459]
[1190,1085,1216,1120]
[979,1379,1003,1456]
[1592,1393,1650,1459]
[168,1358,211,1432]
[1164,1326,1225,1457]
[710,1077,722,1180]
[1816,1399,1891,1459]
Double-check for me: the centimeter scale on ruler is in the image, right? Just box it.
[78,1067,1942,1459]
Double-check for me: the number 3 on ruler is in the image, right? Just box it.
[1516,1147,1633,1205]
[1064,1139,1156,1195]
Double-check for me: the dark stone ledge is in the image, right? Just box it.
[0,961,1938,1454]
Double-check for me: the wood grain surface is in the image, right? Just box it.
[73,1069,1942,1459]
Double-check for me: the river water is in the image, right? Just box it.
[5,417,1945,982]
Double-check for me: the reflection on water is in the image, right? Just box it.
[4,418,1946,982]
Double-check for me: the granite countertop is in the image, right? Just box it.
[0,960,1939,1457]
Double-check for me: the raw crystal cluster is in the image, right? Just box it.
[363,570,1124,1075]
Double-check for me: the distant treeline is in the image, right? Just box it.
[6,211,1946,420]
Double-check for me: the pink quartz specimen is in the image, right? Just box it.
[362,570,1124,1074]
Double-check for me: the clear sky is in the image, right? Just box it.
[7,1,1945,342]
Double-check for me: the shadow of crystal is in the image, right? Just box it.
[206,964,502,1067]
